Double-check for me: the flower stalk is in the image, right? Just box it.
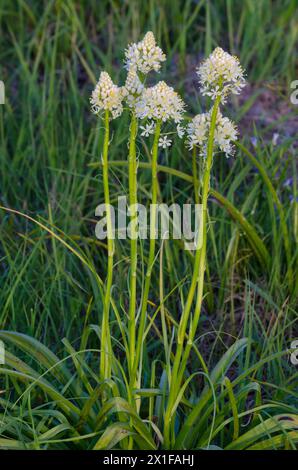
[128,113,138,385]
[192,146,199,205]
[133,120,161,384]
[89,71,124,380]
[100,109,114,380]
[176,96,221,386]
[164,95,221,448]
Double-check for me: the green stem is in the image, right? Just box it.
[133,120,161,384]
[100,110,113,380]
[163,97,221,448]
[128,113,138,389]
[176,102,221,391]
[192,146,200,205]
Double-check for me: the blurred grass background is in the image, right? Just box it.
[0,0,297,414]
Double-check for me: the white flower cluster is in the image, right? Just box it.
[197,47,246,103]
[122,32,185,137]
[122,69,144,109]
[186,108,238,157]
[90,71,124,119]
[186,113,208,148]
[124,31,166,74]
[90,41,244,157]
[135,81,185,123]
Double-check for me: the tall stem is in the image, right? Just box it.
[176,101,221,388]
[192,146,200,205]
[133,120,161,384]
[164,97,221,448]
[100,110,113,380]
[128,113,138,386]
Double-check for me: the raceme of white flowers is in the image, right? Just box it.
[123,68,144,109]
[186,108,238,157]
[124,31,166,74]
[90,71,124,119]
[197,47,246,104]
[135,81,185,123]
[90,32,245,156]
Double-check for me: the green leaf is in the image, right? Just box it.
[0,367,81,419]
[0,438,27,449]
[248,430,298,450]
[175,339,249,448]
[226,414,298,450]
[95,397,156,449]
[93,422,135,450]
[0,331,72,386]
[203,338,249,395]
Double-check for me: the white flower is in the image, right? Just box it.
[123,68,144,109]
[125,31,166,74]
[177,124,185,139]
[90,71,124,119]
[140,122,156,137]
[186,113,208,150]
[186,108,238,157]
[197,47,246,104]
[214,112,238,155]
[135,81,185,123]
[158,136,172,148]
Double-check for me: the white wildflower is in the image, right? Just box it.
[186,113,209,150]
[140,122,156,137]
[90,71,124,119]
[135,81,185,123]
[197,47,246,104]
[158,136,172,149]
[186,108,238,157]
[214,112,238,156]
[124,31,166,74]
[177,124,185,139]
[123,68,144,109]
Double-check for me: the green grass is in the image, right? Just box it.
[0,0,297,450]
